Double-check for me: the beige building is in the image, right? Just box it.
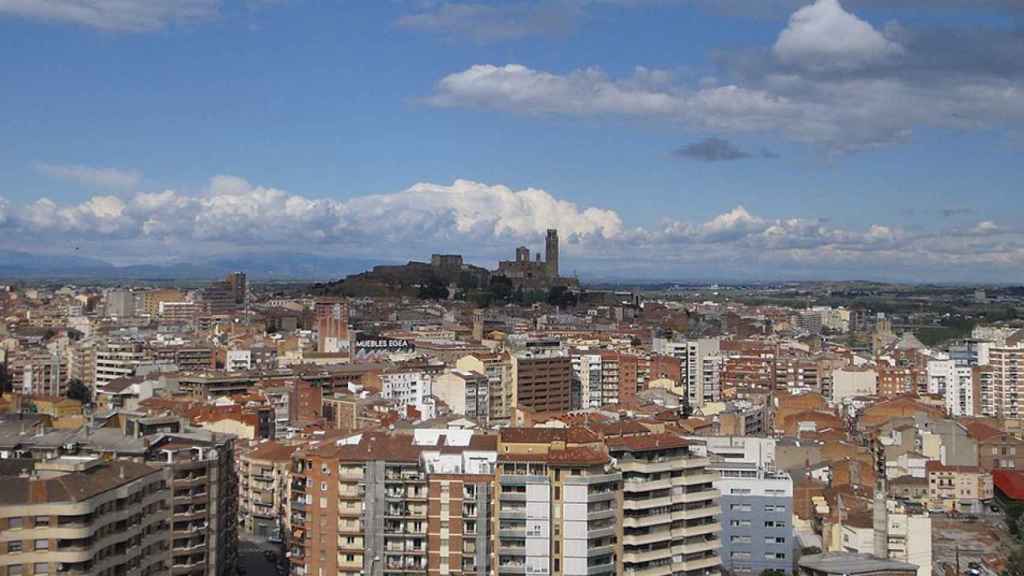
[432,369,490,425]
[831,366,877,405]
[0,457,170,576]
[606,433,722,576]
[926,461,994,512]
[456,352,512,423]
[239,441,297,539]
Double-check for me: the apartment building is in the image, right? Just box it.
[925,461,993,513]
[716,474,793,576]
[963,420,1024,471]
[7,347,66,397]
[144,289,187,316]
[290,429,497,576]
[153,345,216,373]
[93,339,145,393]
[605,433,721,576]
[0,457,170,576]
[433,370,490,425]
[775,356,820,393]
[510,353,574,414]
[456,353,512,423]
[981,341,1024,420]
[831,366,877,405]
[496,429,621,576]
[720,339,776,392]
[653,337,721,408]
[240,441,297,539]
[381,369,436,419]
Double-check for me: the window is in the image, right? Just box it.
[320,481,328,492]
[33,540,48,551]
[345,555,354,562]
[730,520,751,527]
[765,536,786,544]
[731,552,752,560]
[731,504,751,512]
[764,520,786,528]
[765,504,786,513]
[9,565,23,576]
[730,488,751,495]
[8,541,23,553]
[8,518,23,529]
[765,552,786,560]
[34,563,49,574]
[319,497,327,509]
[33,517,49,527]
[731,535,751,544]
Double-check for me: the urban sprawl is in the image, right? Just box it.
[2,232,1024,576]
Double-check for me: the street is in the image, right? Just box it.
[238,533,286,576]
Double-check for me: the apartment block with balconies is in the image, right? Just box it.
[606,433,721,576]
[0,457,170,576]
[494,428,622,576]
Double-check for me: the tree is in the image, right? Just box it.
[546,286,578,308]
[1006,502,1024,537]
[66,378,91,404]
[1006,545,1024,576]
[489,276,515,303]
[0,364,11,396]
[417,278,449,300]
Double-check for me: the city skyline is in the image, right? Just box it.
[2,0,1024,282]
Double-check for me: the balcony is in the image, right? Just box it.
[623,546,673,564]
[623,495,672,511]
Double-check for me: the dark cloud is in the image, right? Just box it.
[673,138,751,162]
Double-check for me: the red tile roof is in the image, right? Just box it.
[994,469,1024,500]
[604,432,689,452]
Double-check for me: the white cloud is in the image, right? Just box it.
[429,64,799,129]
[2,176,1023,280]
[0,0,218,32]
[35,163,141,190]
[773,0,903,71]
[424,1,1024,152]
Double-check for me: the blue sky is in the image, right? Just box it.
[2,0,1024,282]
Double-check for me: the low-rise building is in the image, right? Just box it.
[926,461,994,512]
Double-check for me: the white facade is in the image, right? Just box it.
[831,366,877,404]
[226,349,252,372]
[927,357,956,396]
[944,365,976,416]
[887,508,932,576]
[381,370,434,418]
[654,337,721,407]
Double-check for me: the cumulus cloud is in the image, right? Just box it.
[429,64,801,131]
[673,137,751,162]
[425,1,1024,152]
[0,176,624,252]
[35,163,141,190]
[0,0,218,31]
[773,0,903,71]
[1,175,1021,280]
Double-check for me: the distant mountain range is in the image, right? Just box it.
[0,250,386,281]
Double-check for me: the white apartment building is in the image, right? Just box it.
[93,339,145,392]
[381,370,435,419]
